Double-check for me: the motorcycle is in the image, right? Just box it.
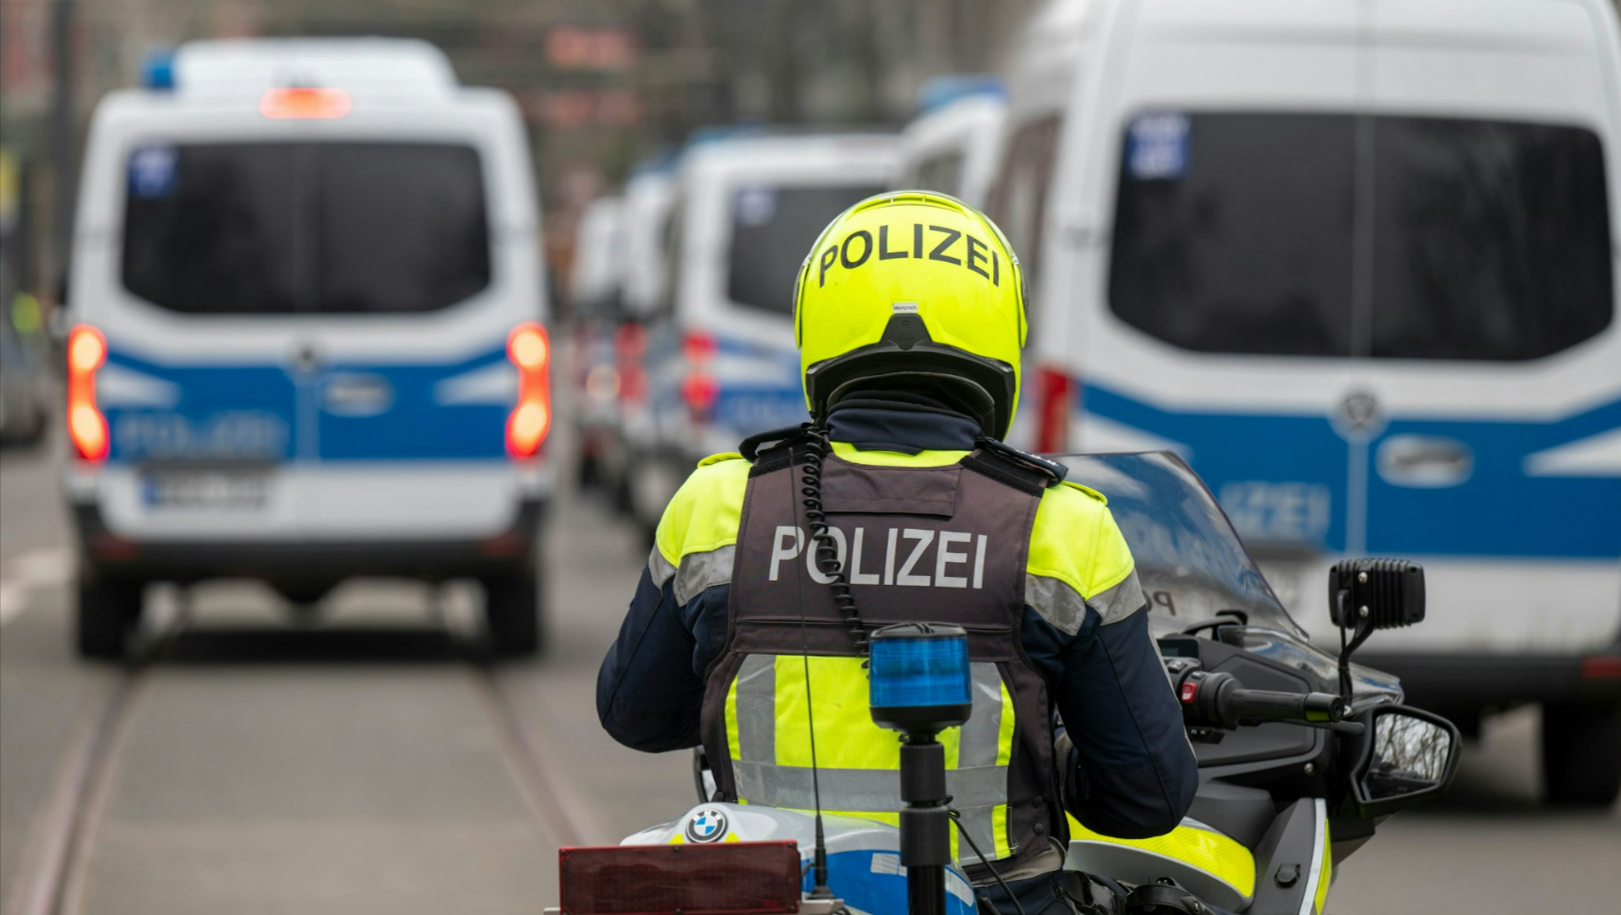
[552,451,1460,915]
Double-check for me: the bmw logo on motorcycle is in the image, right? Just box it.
[683,807,729,843]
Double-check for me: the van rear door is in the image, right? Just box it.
[99,140,308,539]
[1062,0,1365,612]
[1354,0,1621,653]
[95,99,539,543]
[291,132,535,541]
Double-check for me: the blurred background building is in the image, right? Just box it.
[0,0,1044,306]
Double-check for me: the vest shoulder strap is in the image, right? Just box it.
[960,440,1065,496]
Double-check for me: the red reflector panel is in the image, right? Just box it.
[1580,655,1621,680]
[560,842,801,915]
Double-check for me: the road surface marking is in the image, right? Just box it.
[0,548,75,625]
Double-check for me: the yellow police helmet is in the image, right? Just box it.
[794,191,1027,439]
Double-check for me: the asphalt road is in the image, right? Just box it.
[1,429,1616,915]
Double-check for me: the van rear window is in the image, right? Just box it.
[122,142,490,314]
[907,152,965,197]
[1108,113,1613,360]
[727,184,884,316]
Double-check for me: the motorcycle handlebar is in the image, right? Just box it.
[1226,687,1346,725]
[1174,667,1347,730]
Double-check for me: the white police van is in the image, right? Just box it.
[995,0,1621,804]
[898,78,1007,209]
[583,162,678,513]
[62,39,553,658]
[625,132,899,541]
[568,194,627,490]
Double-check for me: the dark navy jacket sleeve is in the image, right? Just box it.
[597,563,731,753]
[597,565,701,752]
[1023,604,1199,839]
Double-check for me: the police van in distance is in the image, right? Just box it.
[63,39,553,658]
[993,0,1621,804]
[582,161,678,514]
[567,193,627,490]
[625,131,899,541]
[898,77,1008,209]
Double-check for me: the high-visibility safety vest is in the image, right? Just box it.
[698,441,1067,879]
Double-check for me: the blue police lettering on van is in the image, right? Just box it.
[128,146,178,198]
[1127,113,1191,180]
[114,410,288,462]
[1219,480,1333,544]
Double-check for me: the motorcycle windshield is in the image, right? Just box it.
[1052,452,1306,640]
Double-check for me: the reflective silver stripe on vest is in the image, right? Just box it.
[1026,568,1145,632]
[1024,573,1089,635]
[734,762,1008,813]
[674,545,736,605]
[953,663,1007,857]
[1092,568,1146,626]
[733,654,776,763]
[960,664,1005,768]
[649,544,736,604]
[732,657,1010,858]
[648,546,677,590]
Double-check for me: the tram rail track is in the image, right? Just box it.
[3,624,590,915]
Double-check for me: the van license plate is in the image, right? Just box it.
[141,470,269,510]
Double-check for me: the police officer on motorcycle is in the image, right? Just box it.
[598,192,1197,915]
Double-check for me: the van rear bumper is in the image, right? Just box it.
[1363,650,1621,712]
[72,500,545,585]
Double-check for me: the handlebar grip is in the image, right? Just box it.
[1173,667,1347,729]
[1225,688,1347,725]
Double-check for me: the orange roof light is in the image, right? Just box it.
[259,87,352,120]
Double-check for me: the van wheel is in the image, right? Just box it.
[483,563,544,659]
[1542,700,1621,806]
[76,577,144,661]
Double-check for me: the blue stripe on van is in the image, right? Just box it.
[1081,381,1621,560]
[102,341,515,464]
[711,335,810,434]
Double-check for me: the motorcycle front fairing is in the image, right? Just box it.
[1053,453,1403,913]
[1059,452,1401,712]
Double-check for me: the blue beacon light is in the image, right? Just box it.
[868,623,973,915]
[141,48,177,91]
[869,623,972,731]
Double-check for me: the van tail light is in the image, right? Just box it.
[1035,364,1075,454]
[67,324,110,462]
[558,841,802,915]
[614,322,648,405]
[682,331,719,422]
[506,322,552,459]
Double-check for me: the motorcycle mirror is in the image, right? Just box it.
[1350,705,1460,819]
[1327,559,1425,631]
